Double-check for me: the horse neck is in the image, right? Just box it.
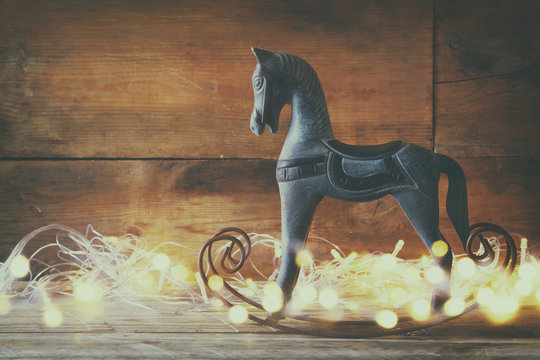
[279,89,334,160]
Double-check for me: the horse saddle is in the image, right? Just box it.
[322,139,403,160]
[323,139,410,192]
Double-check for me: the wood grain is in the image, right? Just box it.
[0,300,539,359]
[0,0,433,159]
[0,158,537,271]
[434,0,540,157]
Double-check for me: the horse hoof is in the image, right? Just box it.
[266,311,286,323]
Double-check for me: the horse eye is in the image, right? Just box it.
[253,76,264,92]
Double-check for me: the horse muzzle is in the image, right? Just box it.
[250,108,265,135]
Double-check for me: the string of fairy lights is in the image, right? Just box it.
[0,224,537,330]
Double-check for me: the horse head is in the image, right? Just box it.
[250,47,292,135]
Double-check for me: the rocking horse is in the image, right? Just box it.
[248,47,516,319]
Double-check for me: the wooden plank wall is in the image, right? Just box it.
[0,0,538,272]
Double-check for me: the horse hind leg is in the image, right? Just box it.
[394,190,453,311]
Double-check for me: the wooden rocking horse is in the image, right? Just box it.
[248,47,516,319]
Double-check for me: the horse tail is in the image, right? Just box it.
[437,154,470,250]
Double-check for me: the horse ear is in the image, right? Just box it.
[251,47,274,63]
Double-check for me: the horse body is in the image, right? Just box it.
[250,48,469,316]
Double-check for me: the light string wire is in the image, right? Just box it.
[0,223,534,334]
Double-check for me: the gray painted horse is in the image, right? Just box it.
[249,48,470,317]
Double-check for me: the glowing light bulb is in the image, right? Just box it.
[274,245,282,258]
[228,305,248,324]
[43,306,63,327]
[331,249,342,260]
[74,281,103,303]
[246,278,257,289]
[431,240,448,258]
[171,264,189,282]
[520,237,528,266]
[0,295,11,315]
[375,310,398,329]
[208,275,224,291]
[485,296,519,323]
[390,287,408,304]
[318,288,338,309]
[515,279,533,297]
[455,257,476,278]
[295,250,312,267]
[392,239,405,257]
[443,297,465,317]
[409,298,431,321]
[518,263,536,281]
[379,254,397,271]
[152,253,171,271]
[297,285,317,304]
[425,267,445,284]
[476,287,494,306]
[9,254,30,278]
[262,282,284,313]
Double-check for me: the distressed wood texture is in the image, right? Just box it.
[0,158,537,269]
[0,0,433,159]
[0,300,539,359]
[435,0,540,157]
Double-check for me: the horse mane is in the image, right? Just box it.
[275,52,333,138]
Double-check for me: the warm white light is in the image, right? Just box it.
[521,238,528,266]
[43,306,63,327]
[515,279,533,297]
[295,250,312,267]
[379,254,396,271]
[135,272,155,289]
[0,296,10,315]
[443,297,465,317]
[518,263,536,281]
[485,296,519,323]
[403,267,421,282]
[274,245,282,258]
[208,275,224,291]
[392,240,405,257]
[409,298,431,321]
[152,253,171,271]
[171,264,189,282]
[228,305,248,324]
[9,255,30,278]
[536,288,540,303]
[262,282,284,313]
[425,267,445,284]
[74,281,103,303]
[297,285,317,304]
[390,287,408,304]
[476,287,494,306]
[455,257,476,278]
[318,288,338,309]
[331,249,342,260]
[431,240,449,258]
[375,310,398,329]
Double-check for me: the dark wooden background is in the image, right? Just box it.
[0,0,538,271]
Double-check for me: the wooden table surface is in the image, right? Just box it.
[1,298,539,359]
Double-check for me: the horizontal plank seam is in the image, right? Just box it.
[0,155,538,161]
[0,157,277,161]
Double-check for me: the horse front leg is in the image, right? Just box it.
[270,181,322,319]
